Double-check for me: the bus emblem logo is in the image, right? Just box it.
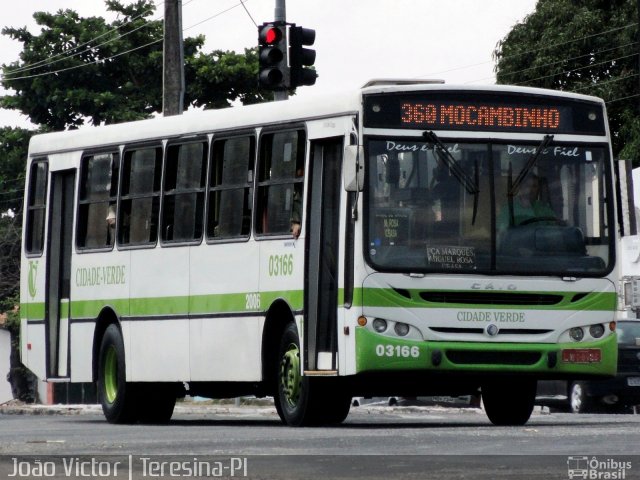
[485,324,499,337]
[28,260,38,298]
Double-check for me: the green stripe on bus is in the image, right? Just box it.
[20,287,616,322]
[20,302,45,321]
[72,298,130,318]
[23,290,306,321]
[130,296,190,316]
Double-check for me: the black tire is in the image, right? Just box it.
[482,378,536,426]
[274,323,350,426]
[570,382,594,413]
[321,388,352,425]
[137,383,177,424]
[97,324,139,424]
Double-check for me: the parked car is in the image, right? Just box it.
[536,321,640,413]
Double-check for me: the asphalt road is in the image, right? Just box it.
[1,403,639,479]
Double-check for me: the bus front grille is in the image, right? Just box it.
[430,327,553,335]
[419,291,563,306]
[445,350,542,366]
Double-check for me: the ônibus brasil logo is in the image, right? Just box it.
[28,260,38,298]
[567,456,632,479]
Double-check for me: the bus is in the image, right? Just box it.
[20,80,618,426]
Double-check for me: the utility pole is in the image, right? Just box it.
[274,0,288,101]
[163,0,185,116]
[637,0,640,113]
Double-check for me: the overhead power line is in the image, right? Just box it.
[0,0,244,83]
[183,1,247,32]
[416,22,638,82]
[606,93,640,104]
[239,0,257,28]
[574,72,640,93]
[511,52,640,86]
[490,41,638,82]
[2,0,200,80]
[494,23,637,62]
[1,40,162,81]
[3,1,165,78]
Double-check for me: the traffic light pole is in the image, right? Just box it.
[274,0,288,101]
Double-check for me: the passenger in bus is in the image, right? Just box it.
[106,204,116,245]
[290,169,303,239]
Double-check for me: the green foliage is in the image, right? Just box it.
[0,128,31,309]
[186,48,271,108]
[0,215,21,311]
[0,0,269,130]
[0,127,33,213]
[1,294,20,333]
[493,0,639,164]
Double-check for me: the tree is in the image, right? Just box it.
[0,127,32,213]
[493,0,640,164]
[0,0,269,130]
[0,127,31,302]
[0,128,35,402]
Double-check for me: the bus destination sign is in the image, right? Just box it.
[400,102,561,131]
[363,92,606,135]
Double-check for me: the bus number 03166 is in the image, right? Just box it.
[268,254,294,277]
[375,344,420,358]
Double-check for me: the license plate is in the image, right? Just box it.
[627,377,640,386]
[562,348,602,363]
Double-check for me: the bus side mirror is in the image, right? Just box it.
[343,145,364,192]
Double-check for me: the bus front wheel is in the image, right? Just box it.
[97,324,139,424]
[482,378,536,426]
[274,322,351,426]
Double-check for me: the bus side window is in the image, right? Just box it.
[162,141,206,243]
[119,146,162,246]
[256,130,305,236]
[77,153,119,249]
[25,160,48,255]
[207,135,254,240]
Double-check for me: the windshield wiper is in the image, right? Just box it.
[423,130,479,224]
[423,131,478,195]
[508,134,554,197]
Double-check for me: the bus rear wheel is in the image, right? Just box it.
[274,323,351,426]
[482,378,536,426]
[97,324,139,424]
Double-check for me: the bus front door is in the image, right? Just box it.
[304,138,343,372]
[45,169,76,379]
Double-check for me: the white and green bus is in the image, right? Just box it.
[20,80,618,426]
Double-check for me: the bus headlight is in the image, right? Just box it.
[394,322,410,337]
[569,327,584,342]
[589,324,605,339]
[372,318,388,333]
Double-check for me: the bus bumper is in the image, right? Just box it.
[355,327,617,377]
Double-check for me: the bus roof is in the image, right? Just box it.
[28,81,605,157]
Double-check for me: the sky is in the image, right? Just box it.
[0,0,538,129]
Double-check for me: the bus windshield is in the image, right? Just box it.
[365,137,612,275]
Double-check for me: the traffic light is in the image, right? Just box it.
[258,22,288,89]
[289,25,317,88]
